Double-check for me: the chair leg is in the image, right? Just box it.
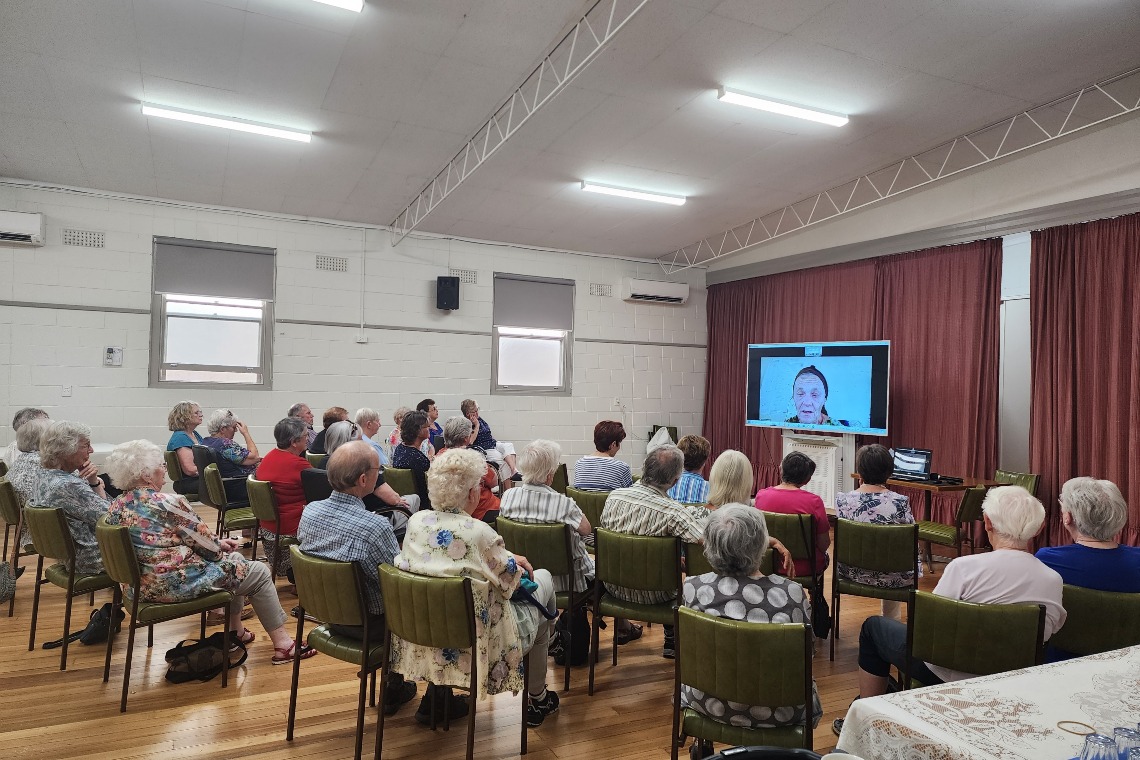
[352,661,368,760]
[200,611,207,639]
[286,605,306,741]
[369,669,376,708]
[2,523,9,561]
[28,556,44,651]
[103,587,121,683]
[147,624,154,648]
[466,684,478,760]
[588,603,601,696]
[829,592,840,662]
[61,581,76,671]
[924,540,935,575]
[612,621,618,666]
[89,590,95,607]
[562,604,572,692]
[120,621,137,712]
[375,655,390,759]
[520,657,528,755]
[221,603,230,689]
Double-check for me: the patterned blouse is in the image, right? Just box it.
[392,443,431,473]
[202,436,255,478]
[391,508,531,699]
[108,488,248,602]
[31,468,111,574]
[834,489,918,587]
[681,573,822,729]
[8,450,44,547]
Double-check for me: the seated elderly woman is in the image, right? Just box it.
[707,449,794,575]
[754,452,830,579]
[201,409,261,503]
[387,406,411,451]
[7,416,52,551]
[3,407,48,471]
[573,420,633,491]
[324,420,419,514]
[165,401,204,495]
[105,439,316,664]
[392,448,560,728]
[499,439,594,594]
[30,421,111,574]
[835,444,918,620]
[682,504,821,752]
[436,416,499,523]
[354,407,391,467]
[391,411,433,474]
[461,398,519,480]
[253,417,313,580]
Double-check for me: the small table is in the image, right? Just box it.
[837,645,1140,760]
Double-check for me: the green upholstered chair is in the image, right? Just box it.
[588,528,683,696]
[760,512,819,589]
[304,452,325,468]
[1,478,37,617]
[551,463,569,495]
[829,520,919,661]
[671,606,814,758]
[1047,584,1140,656]
[200,464,258,553]
[163,449,198,503]
[247,478,296,579]
[566,487,609,549]
[905,590,1045,689]
[916,485,986,574]
[382,467,416,497]
[376,564,527,760]
[496,516,587,691]
[685,542,773,579]
[994,469,1040,496]
[286,546,385,760]
[96,517,233,712]
[22,506,116,670]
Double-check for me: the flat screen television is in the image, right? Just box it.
[745,340,890,436]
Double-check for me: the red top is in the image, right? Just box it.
[753,486,829,577]
[254,448,310,536]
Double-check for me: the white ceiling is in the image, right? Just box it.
[1,0,1138,260]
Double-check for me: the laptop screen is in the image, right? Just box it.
[892,447,933,476]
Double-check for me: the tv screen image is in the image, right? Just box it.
[746,341,890,437]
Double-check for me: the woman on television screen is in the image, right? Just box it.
[786,365,849,426]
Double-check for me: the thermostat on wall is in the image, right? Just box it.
[104,346,124,367]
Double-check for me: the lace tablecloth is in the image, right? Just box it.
[837,645,1140,760]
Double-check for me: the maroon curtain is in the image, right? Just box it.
[1030,213,1140,547]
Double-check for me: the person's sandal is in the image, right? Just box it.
[229,629,255,651]
[615,623,643,645]
[272,641,317,665]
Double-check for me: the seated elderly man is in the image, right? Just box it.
[668,435,711,503]
[30,421,112,574]
[601,444,709,658]
[354,407,391,467]
[309,406,349,455]
[296,440,417,714]
[834,485,1066,735]
[461,398,519,480]
[288,403,318,448]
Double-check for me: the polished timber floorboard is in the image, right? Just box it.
[0,522,943,760]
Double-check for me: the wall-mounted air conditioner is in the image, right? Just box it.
[621,277,690,305]
[0,210,46,247]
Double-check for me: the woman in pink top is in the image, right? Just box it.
[753,452,830,577]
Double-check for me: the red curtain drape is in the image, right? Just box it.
[1030,213,1140,547]
[704,239,1003,521]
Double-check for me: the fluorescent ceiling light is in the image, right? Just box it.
[717,87,849,127]
[580,181,686,206]
[311,0,364,10]
[140,104,312,143]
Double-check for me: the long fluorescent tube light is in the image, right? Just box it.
[580,181,686,206]
[311,0,364,10]
[717,87,848,127]
[140,104,312,143]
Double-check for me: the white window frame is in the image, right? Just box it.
[491,325,573,396]
[150,293,273,388]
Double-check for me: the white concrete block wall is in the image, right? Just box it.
[0,181,707,475]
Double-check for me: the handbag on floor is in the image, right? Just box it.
[0,561,15,604]
[165,632,247,684]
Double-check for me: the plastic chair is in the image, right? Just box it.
[829,520,919,661]
[588,528,682,695]
[496,516,588,691]
[671,606,814,758]
[916,485,986,574]
[1047,584,1140,656]
[200,464,258,554]
[286,546,385,760]
[247,478,297,579]
[96,517,233,712]
[377,564,528,760]
[994,469,1040,497]
[905,590,1045,688]
[22,506,116,670]
[163,449,198,502]
[1,478,36,617]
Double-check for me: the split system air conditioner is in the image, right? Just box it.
[0,210,46,247]
[621,277,690,305]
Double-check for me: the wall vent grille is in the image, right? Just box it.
[589,283,613,297]
[449,268,477,284]
[62,229,105,248]
[315,254,349,272]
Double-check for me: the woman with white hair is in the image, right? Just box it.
[1036,477,1140,592]
[436,416,499,522]
[202,409,261,502]
[105,439,315,665]
[7,417,52,551]
[354,407,390,466]
[682,504,821,755]
[392,448,560,728]
[29,421,111,574]
[387,406,412,451]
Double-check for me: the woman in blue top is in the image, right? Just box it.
[166,401,204,495]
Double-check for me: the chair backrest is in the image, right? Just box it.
[760,511,816,578]
[305,452,325,468]
[685,542,773,578]
[496,517,574,579]
[0,460,7,478]
[96,516,142,587]
[163,450,186,482]
[566,487,609,529]
[551,463,569,495]
[301,468,334,504]
[0,479,21,525]
[201,463,229,509]
[993,469,1040,496]
[594,528,682,596]
[192,445,217,476]
[954,486,988,525]
[677,605,812,712]
[378,564,476,650]
[23,506,75,563]
[909,590,1045,677]
[246,477,280,524]
[834,519,918,579]
[1048,584,1140,655]
[289,545,367,627]
[383,468,416,498]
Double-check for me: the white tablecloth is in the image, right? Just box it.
[838,645,1140,760]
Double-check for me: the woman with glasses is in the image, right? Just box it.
[202,409,261,502]
[166,401,205,495]
[254,417,313,581]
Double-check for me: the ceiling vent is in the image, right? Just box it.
[621,277,689,305]
[0,211,46,247]
[62,228,105,248]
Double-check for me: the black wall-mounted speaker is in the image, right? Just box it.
[436,276,460,311]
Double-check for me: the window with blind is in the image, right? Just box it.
[491,274,575,395]
[149,237,275,388]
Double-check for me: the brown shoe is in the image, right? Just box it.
[206,605,254,626]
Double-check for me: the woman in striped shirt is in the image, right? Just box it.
[573,420,634,491]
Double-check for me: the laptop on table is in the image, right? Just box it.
[890,447,934,482]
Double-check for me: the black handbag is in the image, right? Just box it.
[164,632,247,684]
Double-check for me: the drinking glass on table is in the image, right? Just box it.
[1079,733,1117,760]
[1116,728,1140,758]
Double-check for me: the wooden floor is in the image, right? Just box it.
[0,526,943,760]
